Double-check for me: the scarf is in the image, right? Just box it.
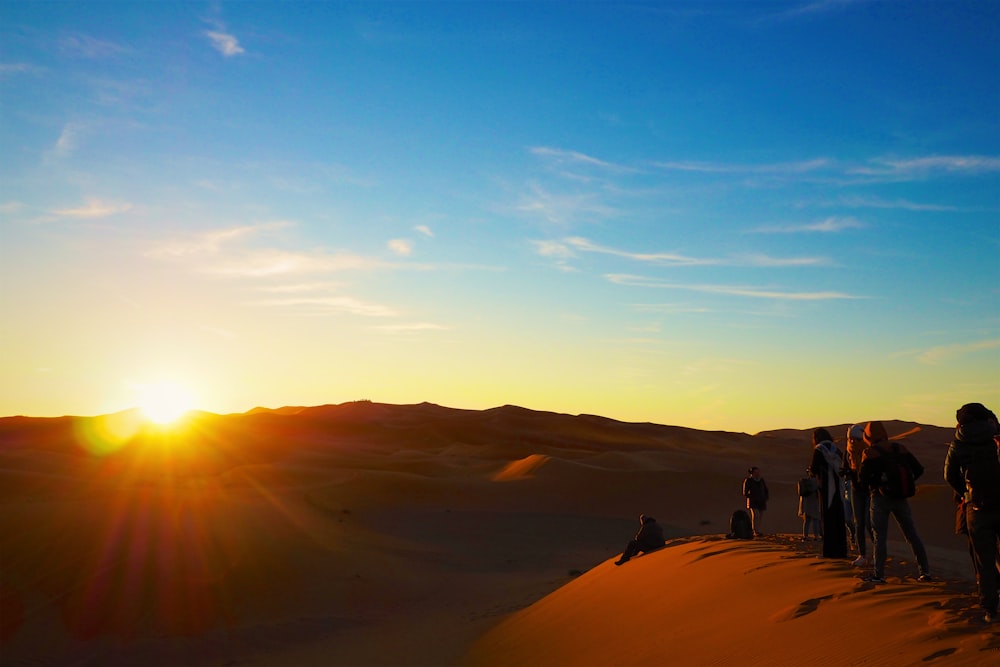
[816,440,842,507]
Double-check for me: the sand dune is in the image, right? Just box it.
[0,401,991,666]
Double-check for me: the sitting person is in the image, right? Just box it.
[615,514,665,565]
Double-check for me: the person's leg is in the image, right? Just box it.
[892,499,930,577]
[870,495,890,579]
[616,539,639,565]
[967,507,1000,616]
[754,508,765,535]
[852,486,868,557]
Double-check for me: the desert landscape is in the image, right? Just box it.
[1,401,997,666]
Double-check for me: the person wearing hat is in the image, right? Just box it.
[614,514,665,565]
[859,421,931,584]
[944,403,1000,623]
[843,423,873,567]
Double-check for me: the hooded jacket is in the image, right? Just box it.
[944,418,1000,506]
[858,421,924,496]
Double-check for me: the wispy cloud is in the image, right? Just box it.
[203,250,382,277]
[649,157,831,175]
[146,222,291,258]
[516,183,618,226]
[205,29,245,57]
[917,339,1000,365]
[835,196,965,212]
[531,146,635,173]
[48,122,85,159]
[52,198,132,218]
[373,322,450,332]
[852,155,1000,178]
[606,274,862,300]
[415,225,434,237]
[58,34,129,59]
[0,63,37,75]
[751,216,865,233]
[388,239,413,256]
[535,236,829,268]
[250,295,396,317]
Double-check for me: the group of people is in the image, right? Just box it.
[612,402,1000,624]
[739,402,1000,623]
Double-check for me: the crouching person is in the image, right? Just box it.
[615,515,665,565]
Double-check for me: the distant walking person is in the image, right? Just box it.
[810,428,848,558]
[742,466,769,537]
[843,423,874,567]
[797,469,822,540]
[944,403,1000,622]
[614,515,665,565]
[859,421,930,584]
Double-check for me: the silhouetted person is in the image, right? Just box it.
[615,515,665,565]
[742,466,769,537]
[859,421,930,583]
[810,428,847,558]
[843,423,874,567]
[798,468,822,540]
[944,403,1000,623]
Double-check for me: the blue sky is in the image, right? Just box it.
[2,1,998,433]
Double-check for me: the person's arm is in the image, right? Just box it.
[943,444,965,496]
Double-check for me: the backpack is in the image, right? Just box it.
[964,442,1000,509]
[729,509,753,539]
[876,443,916,499]
[797,477,817,497]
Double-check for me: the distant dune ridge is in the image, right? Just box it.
[1,401,996,665]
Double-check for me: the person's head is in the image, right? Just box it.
[748,466,761,479]
[812,428,833,445]
[847,423,865,443]
[863,421,888,445]
[956,402,993,427]
[640,514,655,524]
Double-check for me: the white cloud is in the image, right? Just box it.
[205,30,245,57]
[0,63,35,74]
[751,216,865,234]
[250,296,396,317]
[145,222,291,258]
[373,322,449,332]
[650,158,831,174]
[388,239,413,256]
[58,34,128,59]
[50,122,85,159]
[204,250,381,277]
[852,155,1000,178]
[547,237,829,267]
[605,274,862,300]
[836,196,963,212]
[917,339,1000,365]
[564,236,715,266]
[52,198,132,218]
[531,146,634,172]
[415,225,434,237]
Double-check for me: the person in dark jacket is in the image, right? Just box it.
[615,515,665,565]
[944,403,1000,623]
[742,466,770,537]
[859,421,930,583]
[810,428,847,558]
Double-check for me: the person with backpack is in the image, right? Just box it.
[944,403,1000,623]
[858,421,931,584]
[614,514,666,565]
[810,428,848,558]
[742,466,769,537]
[843,423,874,567]
[797,468,822,540]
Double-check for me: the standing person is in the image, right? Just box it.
[614,514,666,565]
[944,403,1000,622]
[742,466,769,537]
[810,428,847,558]
[843,423,873,567]
[859,421,931,584]
[798,468,822,541]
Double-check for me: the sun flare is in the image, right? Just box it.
[135,380,196,425]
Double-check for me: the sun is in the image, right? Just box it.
[135,380,196,425]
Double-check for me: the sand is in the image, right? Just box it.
[1,402,997,666]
